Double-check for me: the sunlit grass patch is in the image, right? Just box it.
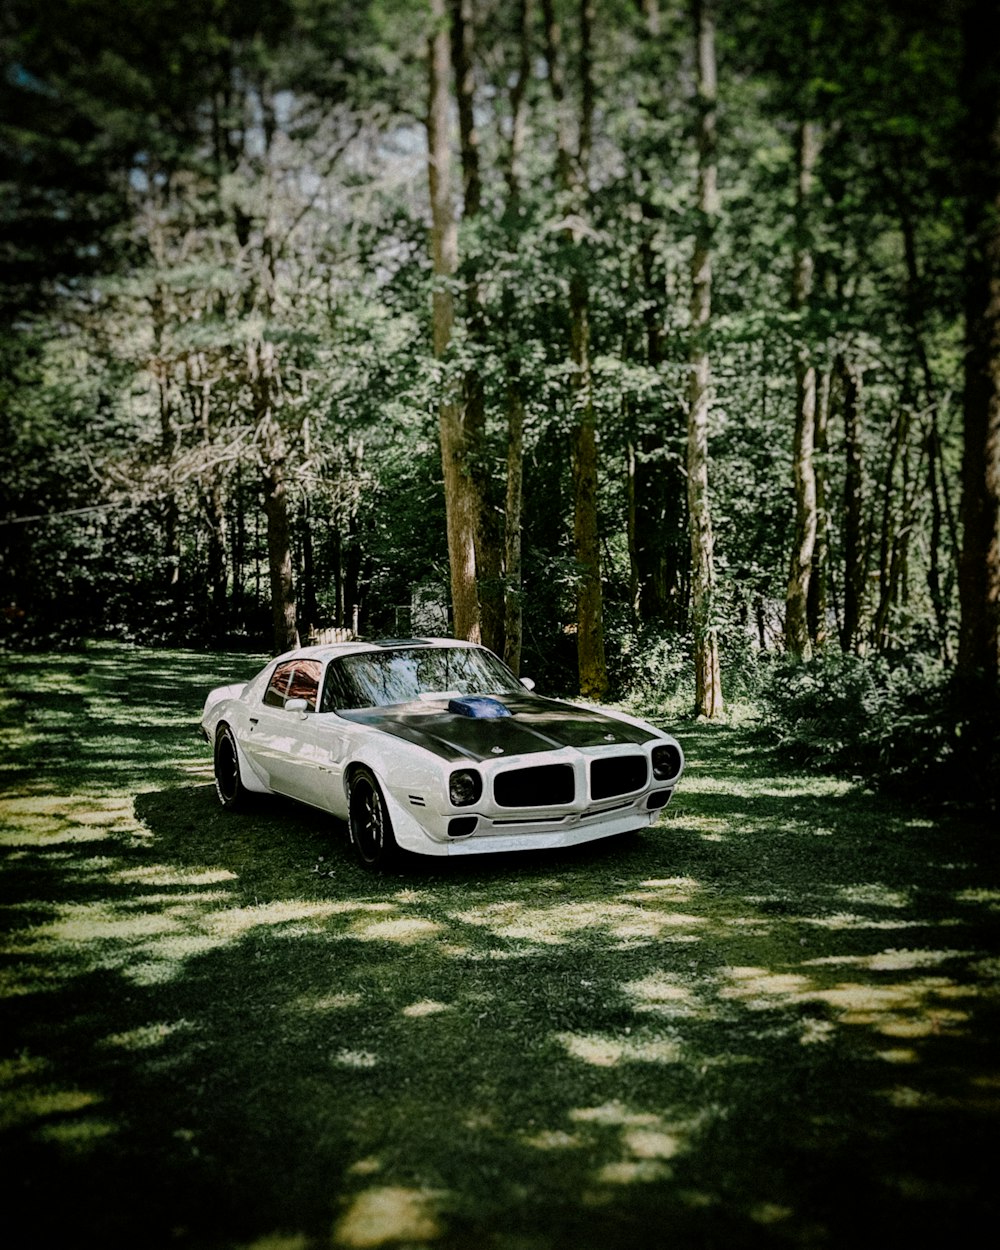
[622,971,705,1018]
[333,1185,443,1248]
[523,1128,585,1150]
[555,1031,684,1067]
[401,999,449,1018]
[716,966,813,1004]
[100,1019,197,1050]
[451,898,706,947]
[109,864,237,887]
[802,948,974,972]
[0,1086,103,1132]
[34,1117,118,1150]
[333,1050,379,1069]
[348,915,443,944]
[838,884,911,909]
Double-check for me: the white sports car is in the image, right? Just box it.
[200,638,684,868]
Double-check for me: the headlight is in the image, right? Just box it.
[449,769,483,807]
[652,743,682,781]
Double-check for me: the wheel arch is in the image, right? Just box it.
[214,719,270,795]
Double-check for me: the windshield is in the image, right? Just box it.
[322,647,520,711]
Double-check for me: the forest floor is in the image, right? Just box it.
[1,644,998,1250]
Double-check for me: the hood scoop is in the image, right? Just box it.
[447,696,512,720]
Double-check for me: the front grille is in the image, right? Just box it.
[494,763,575,808]
[590,754,648,800]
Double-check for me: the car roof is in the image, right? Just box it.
[273,637,482,664]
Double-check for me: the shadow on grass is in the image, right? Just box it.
[2,651,999,1249]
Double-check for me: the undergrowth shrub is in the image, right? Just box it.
[759,651,999,813]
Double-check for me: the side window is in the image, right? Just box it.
[263,661,296,708]
[287,660,321,711]
[320,661,353,712]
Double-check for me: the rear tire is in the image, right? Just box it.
[214,725,247,811]
[348,767,399,870]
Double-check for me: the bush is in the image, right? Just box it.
[758,650,999,814]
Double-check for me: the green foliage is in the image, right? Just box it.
[759,650,999,813]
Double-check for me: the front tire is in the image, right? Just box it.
[348,767,399,870]
[214,725,247,810]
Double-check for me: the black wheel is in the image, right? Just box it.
[348,767,398,869]
[214,725,247,810]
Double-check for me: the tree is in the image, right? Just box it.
[784,117,821,662]
[687,0,722,718]
[541,0,608,699]
[427,0,482,642]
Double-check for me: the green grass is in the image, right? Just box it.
[1,644,998,1249]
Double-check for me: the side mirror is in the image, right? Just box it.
[285,697,309,713]
[520,677,536,691]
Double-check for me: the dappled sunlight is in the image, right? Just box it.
[450,897,707,948]
[622,970,711,1019]
[0,1084,104,1133]
[346,915,444,945]
[838,884,911,909]
[717,966,814,1005]
[2,649,998,1249]
[333,1050,379,1069]
[712,951,998,1046]
[401,999,449,1018]
[529,1102,703,1202]
[802,912,946,932]
[292,991,364,1013]
[35,1116,118,1150]
[99,1019,197,1051]
[554,1031,684,1067]
[333,1185,444,1248]
[109,864,237,887]
[956,888,1000,910]
[803,948,974,972]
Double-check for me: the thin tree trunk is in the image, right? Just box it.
[785,118,821,662]
[500,0,533,674]
[873,404,911,650]
[807,370,831,647]
[839,356,865,653]
[687,0,723,718]
[428,0,481,642]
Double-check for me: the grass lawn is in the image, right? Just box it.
[1,644,998,1249]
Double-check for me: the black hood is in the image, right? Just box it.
[337,693,656,763]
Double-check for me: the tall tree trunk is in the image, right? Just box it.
[451,0,504,653]
[428,0,481,642]
[807,369,831,646]
[503,372,525,674]
[785,119,821,661]
[839,356,866,653]
[687,0,723,718]
[151,281,181,599]
[957,0,1000,685]
[252,334,298,654]
[873,403,913,651]
[263,451,298,654]
[500,0,533,674]
[893,177,960,656]
[542,0,607,698]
